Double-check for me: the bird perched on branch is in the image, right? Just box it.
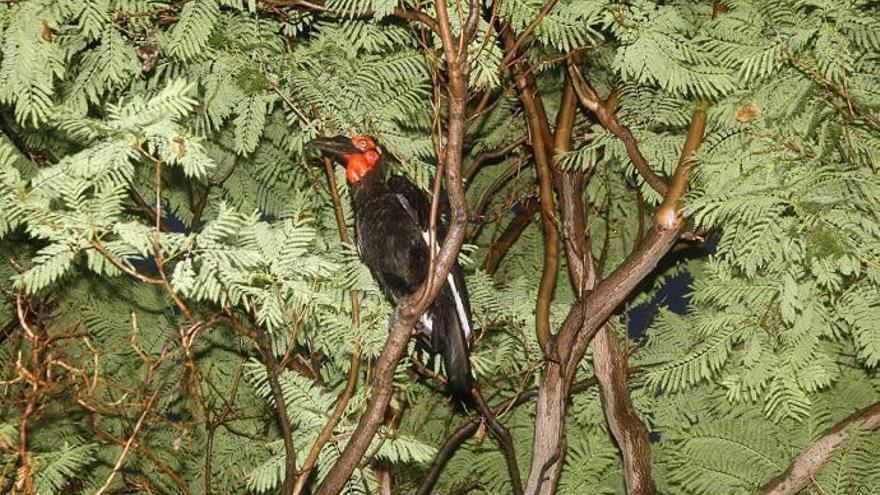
[310,134,474,402]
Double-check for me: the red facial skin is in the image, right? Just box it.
[345,136,380,183]
[346,149,380,183]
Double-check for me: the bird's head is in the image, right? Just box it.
[309,134,381,184]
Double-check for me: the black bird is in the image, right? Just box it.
[310,134,474,401]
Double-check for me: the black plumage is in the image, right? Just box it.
[310,136,474,401]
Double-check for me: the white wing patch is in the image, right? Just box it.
[394,192,472,343]
[420,230,472,343]
[420,313,433,332]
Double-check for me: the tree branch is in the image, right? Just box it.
[0,112,56,163]
[560,68,664,493]
[469,155,530,241]
[553,75,593,296]
[473,387,523,495]
[499,24,559,354]
[481,197,540,274]
[291,157,363,495]
[89,420,194,495]
[567,59,669,197]
[94,388,162,495]
[653,106,706,230]
[463,137,526,185]
[416,374,614,495]
[591,328,657,495]
[783,47,880,132]
[129,189,172,233]
[562,108,706,380]
[762,401,880,495]
[521,106,707,495]
[498,0,561,72]
[226,314,298,495]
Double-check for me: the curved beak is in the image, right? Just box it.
[308,135,359,163]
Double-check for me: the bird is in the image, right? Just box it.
[309,134,474,402]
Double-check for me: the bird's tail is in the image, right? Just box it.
[432,291,475,407]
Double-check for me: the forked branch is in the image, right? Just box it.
[567,60,669,197]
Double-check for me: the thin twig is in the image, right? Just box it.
[226,313,298,495]
[291,153,363,495]
[463,138,526,184]
[94,388,162,495]
[498,0,561,72]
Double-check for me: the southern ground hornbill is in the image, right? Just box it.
[310,134,474,402]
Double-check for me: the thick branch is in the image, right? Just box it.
[553,76,593,295]
[762,402,880,495]
[522,105,707,495]
[559,70,661,493]
[314,310,414,495]
[592,328,656,495]
[562,108,706,379]
[500,25,559,353]
[653,107,706,230]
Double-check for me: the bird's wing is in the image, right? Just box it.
[385,175,474,402]
[387,175,473,345]
[387,175,431,230]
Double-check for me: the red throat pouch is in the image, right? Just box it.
[346,151,379,183]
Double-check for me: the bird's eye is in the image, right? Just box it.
[352,135,375,151]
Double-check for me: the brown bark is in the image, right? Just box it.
[481,197,540,275]
[591,329,656,495]
[473,388,524,495]
[227,316,298,495]
[557,72,658,494]
[520,108,705,495]
[762,401,880,495]
[417,374,615,495]
[499,25,559,354]
[553,77,592,295]
[463,138,526,184]
[470,155,530,241]
[566,60,668,197]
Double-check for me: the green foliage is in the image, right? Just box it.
[0,0,878,494]
[32,443,98,495]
